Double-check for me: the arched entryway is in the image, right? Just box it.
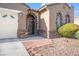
[26,14,37,35]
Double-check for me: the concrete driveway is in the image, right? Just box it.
[0,39,29,56]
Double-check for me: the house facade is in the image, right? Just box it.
[0,3,74,39]
[39,3,74,38]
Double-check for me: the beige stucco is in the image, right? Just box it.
[39,8,49,31]
[48,3,74,31]
[39,3,74,38]
[39,8,50,38]
[0,3,74,39]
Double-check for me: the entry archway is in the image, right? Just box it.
[26,14,37,35]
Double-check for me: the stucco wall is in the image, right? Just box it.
[39,8,50,38]
[18,13,27,31]
[39,3,74,38]
[40,9,49,30]
[0,3,74,38]
[48,4,74,31]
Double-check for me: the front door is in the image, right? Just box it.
[27,15,35,35]
[28,19,35,35]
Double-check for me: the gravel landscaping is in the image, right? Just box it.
[22,38,79,56]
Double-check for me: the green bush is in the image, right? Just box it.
[58,23,79,38]
[75,30,79,39]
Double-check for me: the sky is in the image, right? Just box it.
[27,3,79,16]
[72,3,79,16]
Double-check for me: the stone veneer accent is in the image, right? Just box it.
[17,29,60,39]
[38,30,47,38]
[49,31,60,38]
[38,30,60,39]
[17,29,29,38]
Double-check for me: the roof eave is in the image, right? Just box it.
[39,5,47,12]
[39,3,73,12]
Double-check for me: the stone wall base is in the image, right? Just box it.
[38,30,47,38]
[38,30,60,39]
[49,31,60,39]
[17,29,29,38]
[17,29,60,39]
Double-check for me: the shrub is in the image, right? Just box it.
[58,23,79,38]
[75,30,79,39]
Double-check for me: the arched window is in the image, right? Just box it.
[56,13,63,29]
[65,15,70,24]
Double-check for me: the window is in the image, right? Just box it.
[2,15,7,17]
[10,15,15,19]
[56,13,63,29]
[1,12,7,18]
[65,15,70,23]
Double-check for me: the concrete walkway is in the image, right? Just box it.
[0,39,29,56]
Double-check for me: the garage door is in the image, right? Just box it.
[0,8,21,39]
